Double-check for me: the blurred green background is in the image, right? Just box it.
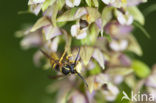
[0,0,156,103]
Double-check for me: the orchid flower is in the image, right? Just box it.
[65,0,81,8]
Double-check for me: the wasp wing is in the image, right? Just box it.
[48,74,70,80]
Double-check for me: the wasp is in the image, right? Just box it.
[40,48,88,87]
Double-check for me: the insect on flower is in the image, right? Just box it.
[40,48,88,87]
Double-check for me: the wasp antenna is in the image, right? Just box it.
[76,72,88,87]
[40,49,59,63]
[40,49,51,59]
[74,47,80,66]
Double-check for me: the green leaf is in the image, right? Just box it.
[124,75,136,89]
[41,0,56,12]
[101,6,113,28]
[92,49,105,69]
[87,76,94,93]
[92,0,99,7]
[85,0,99,7]
[89,61,101,75]
[85,7,101,23]
[132,60,151,78]
[57,0,65,10]
[57,8,78,22]
[85,0,92,7]
[81,23,99,45]
[57,21,67,27]
[133,21,150,38]
[17,10,33,15]
[30,17,50,32]
[107,67,133,76]
[80,46,94,66]
[103,32,112,42]
[144,4,156,16]
[51,2,59,27]
[63,30,72,54]
[127,6,145,25]
[127,35,143,56]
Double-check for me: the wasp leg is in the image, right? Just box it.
[59,50,67,64]
[40,49,58,63]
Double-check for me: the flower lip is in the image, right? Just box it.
[71,22,88,39]
[115,10,134,25]
[80,19,89,30]
[109,39,128,52]
[105,21,133,38]
[102,83,109,90]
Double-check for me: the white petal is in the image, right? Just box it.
[120,40,128,51]
[110,40,121,51]
[95,74,109,84]
[71,23,88,39]
[43,26,62,40]
[116,10,134,25]
[76,28,87,39]
[127,0,147,6]
[127,15,133,25]
[74,0,81,6]
[20,33,41,49]
[29,4,42,15]
[146,76,156,88]
[102,83,119,101]
[110,0,127,8]
[113,75,123,84]
[33,50,43,66]
[102,0,115,5]
[147,87,156,101]
[110,39,128,51]
[71,24,79,37]
[116,11,126,25]
[102,0,110,4]
[75,8,87,18]
[66,0,74,7]
[50,37,59,52]
[72,91,86,103]
[28,0,45,5]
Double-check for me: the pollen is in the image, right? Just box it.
[86,14,90,22]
